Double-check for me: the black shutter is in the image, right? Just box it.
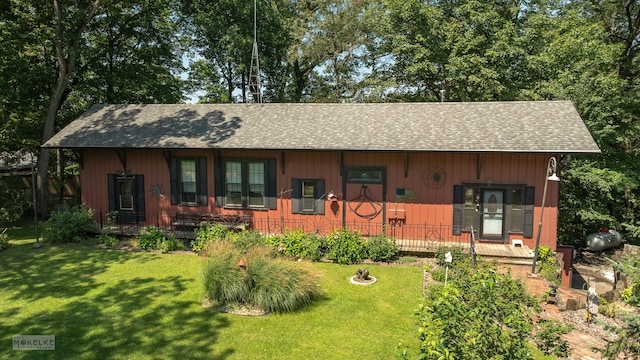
[291,178,301,214]
[135,175,146,222]
[107,174,117,213]
[170,158,178,205]
[197,157,208,206]
[453,185,463,235]
[214,159,223,207]
[524,186,535,238]
[315,179,325,215]
[267,159,277,209]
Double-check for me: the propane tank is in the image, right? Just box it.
[586,228,622,252]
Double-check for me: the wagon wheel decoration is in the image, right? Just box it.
[423,166,447,189]
[348,184,383,220]
[305,216,332,235]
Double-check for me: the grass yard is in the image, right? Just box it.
[0,225,422,359]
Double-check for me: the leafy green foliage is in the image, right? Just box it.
[137,226,184,253]
[227,230,267,253]
[136,226,166,250]
[366,235,398,262]
[0,176,30,224]
[299,233,327,261]
[407,261,539,360]
[43,205,96,243]
[191,224,229,254]
[269,228,306,257]
[534,319,573,357]
[326,229,367,265]
[96,230,118,247]
[202,240,323,313]
[158,233,185,253]
[599,312,640,359]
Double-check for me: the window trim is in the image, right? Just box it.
[170,157,207,206]
[216,158,277,210]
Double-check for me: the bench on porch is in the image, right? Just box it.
[172,212,252,231]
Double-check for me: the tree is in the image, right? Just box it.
[381,0,527,101]
[37,0,102,216]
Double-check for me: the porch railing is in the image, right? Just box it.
[92,210,469,252]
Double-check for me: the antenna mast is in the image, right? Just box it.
[248,0,263,103]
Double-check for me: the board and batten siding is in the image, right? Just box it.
[79,149,558,250]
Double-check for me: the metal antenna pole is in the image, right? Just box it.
[248,0,262,103]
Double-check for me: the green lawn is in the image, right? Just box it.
[0,225,422,359]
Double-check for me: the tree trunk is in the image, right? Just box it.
[37,0,102,216]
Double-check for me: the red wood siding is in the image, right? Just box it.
[80,149,559,250]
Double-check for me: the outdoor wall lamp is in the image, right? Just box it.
[531,156,560,274]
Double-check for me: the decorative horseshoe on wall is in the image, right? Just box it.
[348,184,382,220]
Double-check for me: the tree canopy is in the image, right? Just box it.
[0,0,639,245]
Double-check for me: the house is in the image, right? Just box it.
[42,101,600,251]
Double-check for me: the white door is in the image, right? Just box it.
[482,190,504,239]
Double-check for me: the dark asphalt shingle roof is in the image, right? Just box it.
[42,101,601,153]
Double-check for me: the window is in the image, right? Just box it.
[215,159,276,209]
[453,184,533,239]
[347,168,383,183]
[180,160,197,204]
[170,157,207,206]
[291,178,325,214]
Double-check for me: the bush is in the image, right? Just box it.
[228,230,267,253]
[136,226,164,250]
[270,228,306,257]
[192,224,229,254]
[300,233,327,261]
[202,241,323,313]
[159,233,185,253]
[366,235,399,262]
[534,319,573,357]
[408,262,539,360]
[96,230,119,247]
[0,176,30,224]
[43,205,96,243]
[326,229,367,265]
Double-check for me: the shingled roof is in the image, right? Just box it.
[42,101,600,153]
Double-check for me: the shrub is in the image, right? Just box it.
[366,235,399,262]
[96,230,119,247]
[136,226,166,250]
[43,205,96,243]
[0,176,30,224]
[192,224,229,254]
[409,262,539,360]
[534,319,573,357]
[229,230,267,253]
[270,228,306,257]
[202,241,322,313]
[326,229,367,265]
[300,233,327,261]
[0,228,11,251]
[159,233,185,253]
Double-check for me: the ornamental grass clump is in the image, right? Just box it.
[202,240,323,313]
